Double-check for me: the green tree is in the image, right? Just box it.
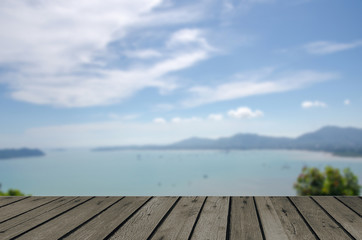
[0,183,25,196]
[294,166,361,196]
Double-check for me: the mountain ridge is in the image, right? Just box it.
[93,126,362,156]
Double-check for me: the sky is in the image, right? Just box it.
[0,0,361,148]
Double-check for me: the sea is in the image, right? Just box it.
[1,149,362,196]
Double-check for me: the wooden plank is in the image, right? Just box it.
[269,197,316,240]
[190,196,229,240]
[313,196,362,239]
[108,197,178,240]
[150,196,205,240]
[290,197,352,240]
[229,196,263,240]
[16,197,120,240]
[0,197,91,240]
[336,196,362,217]
[255,197,289,240]
[0,196,28,208]
[0,197,77,233]
[0,196,59,223]
[63,197,150,240]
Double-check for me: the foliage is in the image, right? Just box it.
[294,166,361,196]
[0,183,25,196]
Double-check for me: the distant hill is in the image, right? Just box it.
[294,126,362,156]
[93,126,362,156]
[170,134,293,149]
[0,148,45,159]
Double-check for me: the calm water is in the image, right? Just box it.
[1,150,362,196]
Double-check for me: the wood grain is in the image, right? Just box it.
[269,197,316,240]
[190,196,229,240]
[0,197,91,239]
[0,196,28,208]
[63,197,150,240]
[0,197,76,233]
[151,196,205,240]
[255,197,289,240]
[16,197,120,240]
[229,196,263,240]
[313,196,362,239]
[108,197,178,240]
[336,196,362,217]
[290,197,352,240]
[0,196,360,240]
[0,196,59,223]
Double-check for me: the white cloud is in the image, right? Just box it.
[168,29,201,45]
[208,114,223,121]
[228,107,263,119]
[0,0,163,71]
[6,38,209,107]
[167,28,212,50]
[0,1,213,107]
[183,68,337,107]
[301,101,327,109]
[171,117,182,123]
[124,49,162,59]
[153,118,167,124]
[171,117,202,123]
[344,99,350,105]
[304,40,362,55]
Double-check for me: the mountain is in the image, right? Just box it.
[167,134,293,149]
[0,148,45,160]
[93,126,362,156]
[296,126,362,149]
[294,126,362,156]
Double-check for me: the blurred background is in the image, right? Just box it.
[0,0,361,196]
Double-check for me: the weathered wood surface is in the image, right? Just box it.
[290,197,352,239]
[312,196,362,240]
[336,196,362,216]
[189,196,229,240]
[0,196,360,240]
[150,196,205,240]
[229,196,263,240]
[109,197,178,240]
[0,196,28,208]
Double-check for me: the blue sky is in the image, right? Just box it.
[0,0,361,148]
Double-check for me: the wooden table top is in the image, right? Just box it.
[0,196,361,239]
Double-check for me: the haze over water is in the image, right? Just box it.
[1,150,361,196]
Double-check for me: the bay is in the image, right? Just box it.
[0,150,361,196]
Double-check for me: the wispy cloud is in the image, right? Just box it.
[171,117,202,123]
[344,99,350,105]
[304,40,362,55]
[208,114,224,121]
[153,118,167,124]
[228,107,263,119]
[183,68,337,107]
[301,101,327,109]
[108,114,139,121]
[0,1,213,107]
[167,29,212,49]
[9,49,206,107]
[124,49,162,59]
